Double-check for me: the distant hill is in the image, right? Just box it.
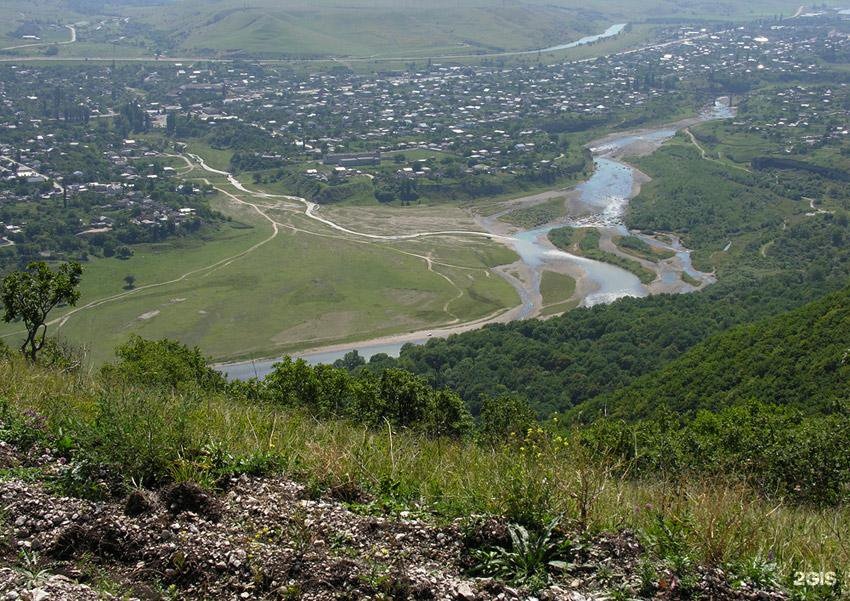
[577,284,850,421]
[0,0,817,59]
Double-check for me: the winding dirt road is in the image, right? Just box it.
[2,152,524,348]
[186,153,511,244]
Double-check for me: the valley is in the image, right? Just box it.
[0,3,849,600]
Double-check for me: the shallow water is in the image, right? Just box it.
[539,23,628,53]
[219,100,734,379]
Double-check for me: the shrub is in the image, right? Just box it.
[101,335,226,392]
[479,395,536,444]
[470,517,572,591]
[264,359,474,438]
[579,401,850,505]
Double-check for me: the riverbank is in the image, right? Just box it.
[217,101,732,379]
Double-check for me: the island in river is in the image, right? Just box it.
[218,99,733,380]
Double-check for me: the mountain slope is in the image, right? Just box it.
[577,285,850,421]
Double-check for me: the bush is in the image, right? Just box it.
[264,358,474,439]
[101,335,226,392]
[579,401,850,505]
[479,395,536,444]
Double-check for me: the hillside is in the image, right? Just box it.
[576,284,850,420]
[0,350,844,599]
[0,0,822,60]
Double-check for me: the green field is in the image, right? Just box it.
[539,270,578,316]
[0,175,519,364]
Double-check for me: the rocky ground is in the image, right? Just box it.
[0,435,788,600]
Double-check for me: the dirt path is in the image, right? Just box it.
[2,173,281,341]
[190,152,511,244]
[3,154,513,349]
[49,182,280,332]
[187,155,531,334]
[683,128,751,173]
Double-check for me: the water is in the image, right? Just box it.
[511,230,646,309]
[218,100,733,379]
[539,23,628,53]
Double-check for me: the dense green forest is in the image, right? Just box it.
[627,142,795,259]
[578,285,850,421]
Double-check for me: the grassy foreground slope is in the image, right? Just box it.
[577,284,850,421]
[0,344,848,598]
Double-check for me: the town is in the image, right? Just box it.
[0,9,848,269]
[1,3,850,600]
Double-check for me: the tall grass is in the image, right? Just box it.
[1,357,847,585]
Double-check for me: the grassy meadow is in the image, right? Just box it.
[0,174,520,365]
[539,271,578,316]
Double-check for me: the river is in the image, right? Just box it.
[218,99,733,380]
[539,23,628,54]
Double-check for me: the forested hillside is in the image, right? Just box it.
[577,285,850,421]
[626,143,794,258]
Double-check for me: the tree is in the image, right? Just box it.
[0,262,82,362]
[479,395,536,444]
[102,335,226,392]
[426,389,474,439]
[334,350,365,371]
[166,112,177,135]
[124,274,136,290]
